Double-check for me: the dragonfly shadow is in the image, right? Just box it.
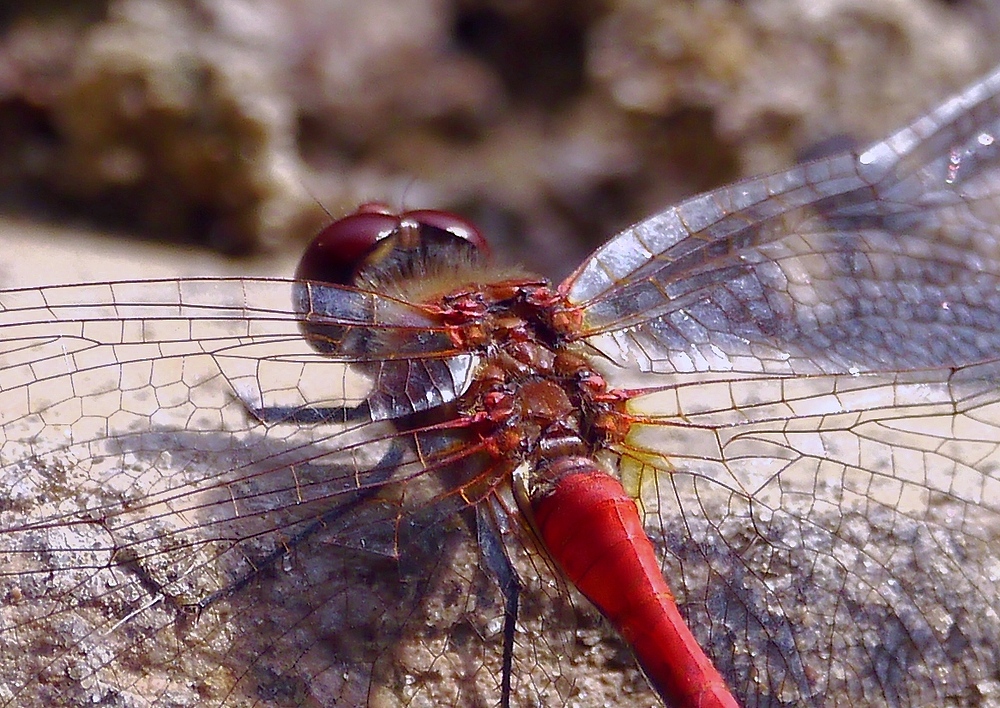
[1,421,541,707]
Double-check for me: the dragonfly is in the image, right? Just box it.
[2,62,1000,708]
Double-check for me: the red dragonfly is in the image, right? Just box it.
[2,63,1000,708]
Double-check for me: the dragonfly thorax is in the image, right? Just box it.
[439,281,630,475]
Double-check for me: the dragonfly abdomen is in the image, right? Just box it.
[529,456,741,708]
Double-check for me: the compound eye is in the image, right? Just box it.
[296,205,490,287]
[401,209,490,256]
[294,205,491,354]
[294,208,400,285]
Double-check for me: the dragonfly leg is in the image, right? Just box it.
[476,503,521,708]
[242,400,373,424]
[190,439,405,612]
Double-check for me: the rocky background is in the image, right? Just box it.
[0,0,998,281]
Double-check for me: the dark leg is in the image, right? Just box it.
[476,504,521,708]
[243,400,373,425]
[191,439,404,612]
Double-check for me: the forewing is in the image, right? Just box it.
[0,278,525,707]
[567,65,1000,705]
[566,65,1000,377]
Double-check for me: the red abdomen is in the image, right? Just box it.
[530,457,741,708]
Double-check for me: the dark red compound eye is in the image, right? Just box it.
[294,206,399,286]
[295,204,490,354]
[295,204,489,287]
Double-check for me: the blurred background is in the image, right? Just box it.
[0,0,998,285]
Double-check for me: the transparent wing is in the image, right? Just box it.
[563,64,1000,705]
[611,360,1000,707]
[0,278,581,707]
[565,65,1000,377]
[0,277,477,421]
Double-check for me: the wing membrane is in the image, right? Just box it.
[611,358,1000,705]
[0,278,477,422]
[567,65,1000,377]
[0,277,536,707]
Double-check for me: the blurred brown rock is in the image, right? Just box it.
[0,0,996,271]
